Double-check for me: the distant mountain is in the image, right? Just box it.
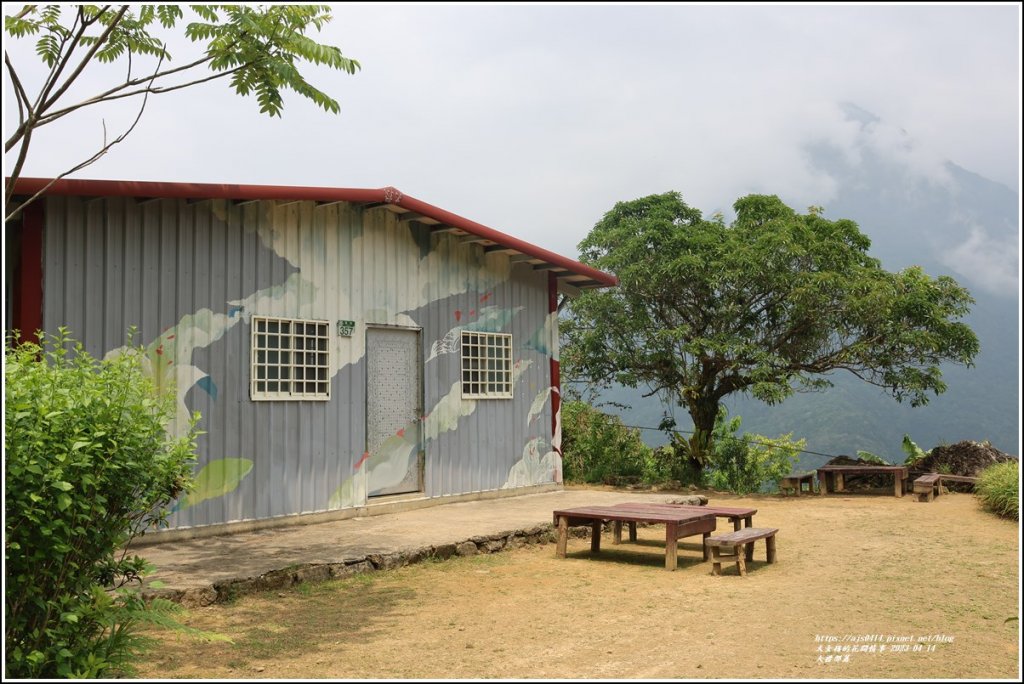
[582,104,1020,470]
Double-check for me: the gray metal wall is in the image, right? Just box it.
[39,195,558,530]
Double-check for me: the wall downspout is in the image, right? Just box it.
[14,202,43,345]
[548,272,562,483]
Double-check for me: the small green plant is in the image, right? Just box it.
[975,461,1018,520]
[4,330,202,677]
[900,434,929,466]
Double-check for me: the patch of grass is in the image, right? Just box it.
[461,553,504,569]
[975,461,1019,520]
[235,626,304,660]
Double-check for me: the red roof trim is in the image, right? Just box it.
[8,177,618,287]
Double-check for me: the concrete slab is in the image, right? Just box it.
[133,489,702,605]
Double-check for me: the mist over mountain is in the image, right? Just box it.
[581,104,1020,468]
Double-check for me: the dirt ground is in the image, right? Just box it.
[136,488,1020,680]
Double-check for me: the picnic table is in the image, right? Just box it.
[816,465,910,497]
[612,502,757,542]
[552,505,716,571]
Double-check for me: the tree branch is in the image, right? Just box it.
[5,52,30,127]
[4,121,35,212]
[4,5,115,153]
[5,52,161,223]
[31,65,247,131]
[37,5,127,115]
[31,5,96,114]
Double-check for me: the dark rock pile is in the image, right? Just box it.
[823,454,894,489]
[912,440,1015,477]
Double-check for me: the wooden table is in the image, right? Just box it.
[780,472,816,496]
[612,502,757,537]
[816,465,910,497]
[552,505,716,571]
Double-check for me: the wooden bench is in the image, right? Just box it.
[913,473,980,502]
[937,474,979,485]
[780,472,815,496]
[914,473,942,502]
[705,527,778,576]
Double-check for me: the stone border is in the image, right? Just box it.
[142,524,566,608]
[140,495,707,608]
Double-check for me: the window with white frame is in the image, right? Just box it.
[461,331,513,399]
[251,316,331,400]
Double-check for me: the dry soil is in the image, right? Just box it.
[136,489,1020,680]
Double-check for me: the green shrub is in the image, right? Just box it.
[640,444,692,485]
[975,461,1019,520]
[561,401,650,483]
[4,330,200,678]
[704,409,804,494]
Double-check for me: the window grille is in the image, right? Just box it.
[461,331,513,399]
[251,316,330,400]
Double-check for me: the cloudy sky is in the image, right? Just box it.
[3,3,1020,263]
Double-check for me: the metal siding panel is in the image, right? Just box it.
[41,196,65,336]
[63,200,86,340]
[138,203,156,341]
[35,194,558,531]
[82,200,104,352]
[122,201,143,340]
[100,198,124,352]
[158,203,176,340]
[215,202,236,526]
[175,203,195,347]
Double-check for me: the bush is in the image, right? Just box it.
[704,410,804,495]
[4,331,200,678]
[561,401,650,483]
[975,461,1019,521]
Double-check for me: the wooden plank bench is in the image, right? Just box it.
[937,474,979,485]
[705,527,779,576]
[913,473,979,502]
[780,472,815,496]
[914,473,942,502]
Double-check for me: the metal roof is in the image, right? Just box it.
[9,177,618,292]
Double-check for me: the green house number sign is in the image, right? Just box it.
[337,320,355,337]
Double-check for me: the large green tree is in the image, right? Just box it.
[563,192,979,478]
[4,4,360,219]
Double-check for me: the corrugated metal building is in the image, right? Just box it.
[5,178,616,539]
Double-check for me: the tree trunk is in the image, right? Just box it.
[686,398,721,475]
